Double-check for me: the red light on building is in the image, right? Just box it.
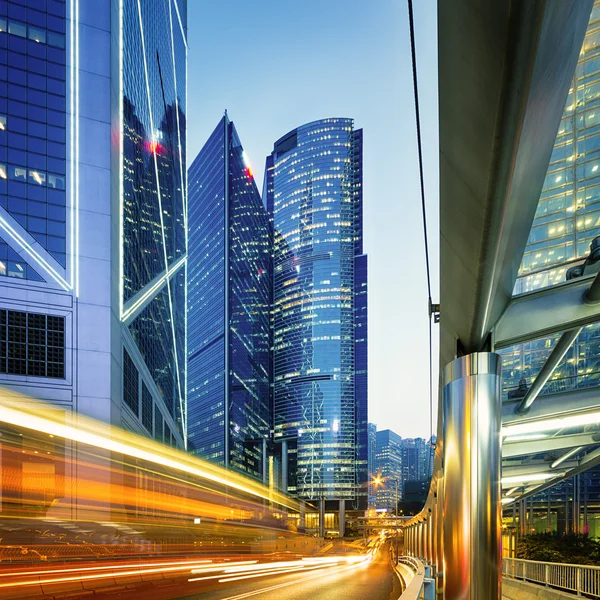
[246,166,253,179]
[147,140,163,155]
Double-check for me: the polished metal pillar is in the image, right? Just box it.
[418,522,423,558]
[262,438,268,485]
[442,353,502,600]
[319,499,325,538]
[339,500,346,538]
[428,516,433,563]
[436,477,444,599]
[281,440,288,493]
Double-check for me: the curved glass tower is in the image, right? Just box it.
[267,118,367,507]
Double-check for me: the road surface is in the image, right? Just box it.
[174,541,401,600]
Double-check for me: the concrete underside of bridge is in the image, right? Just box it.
[439,0,593,368]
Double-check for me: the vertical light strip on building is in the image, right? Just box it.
[135,0,185,435]
[167,0,188,443]
[118,0,124,318]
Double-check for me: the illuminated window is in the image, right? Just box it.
[8,22,26,38]
[9,166,27,182]
[28,27,45,44]
[48,174,65,190]
[29,170,46,186]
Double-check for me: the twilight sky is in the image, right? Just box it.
[186,0,440,439]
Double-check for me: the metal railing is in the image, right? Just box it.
[503,557,600,597]
[397,556,434,600]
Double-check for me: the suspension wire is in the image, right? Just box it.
[407,0,434,442]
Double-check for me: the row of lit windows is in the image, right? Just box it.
[0,20,65,49]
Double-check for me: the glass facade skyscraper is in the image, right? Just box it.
[375,429,402,512]
[502,1,600,400]
[187,114,270,481]
[266,118,368,508]
[0,0,187,448]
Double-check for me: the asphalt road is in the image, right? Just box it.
[175,541,402,600]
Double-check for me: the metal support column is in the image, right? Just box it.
[442,353,502,600]
[262,438,268,486]
[319,499,325,538]
[281,439,288,493]
[299,501,306,531]
[436,476,444,599]
[339,499,345,539]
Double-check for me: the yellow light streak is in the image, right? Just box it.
[0,390,299,510]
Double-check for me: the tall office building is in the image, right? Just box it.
[367,422,377,508]
[187,114,271,481]
[375,429,402,512]
[502,1,600,394]
[0,1,187,446]
[266,118,368,510]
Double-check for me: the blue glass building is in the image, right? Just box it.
[266,118,368,509]
[0,0,187,448]
[187,114,271,481]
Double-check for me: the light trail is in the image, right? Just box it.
[0,558,214,578]
[0,390,298,510]
[0,560,257,589]
[218,560,370,600]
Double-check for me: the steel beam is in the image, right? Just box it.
[502,432,599,458]
[502,386,600,428]
[501,460,578,480]
[493,276,600,349]
[507,447,600,502]
[516,328,581,414]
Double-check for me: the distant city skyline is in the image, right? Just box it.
[187,0,440,438]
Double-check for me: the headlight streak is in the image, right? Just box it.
[0,391,299,511]
[0,558,214,579]
[217,558,372,600]
[188,554,373,585]
[0,560,226,589]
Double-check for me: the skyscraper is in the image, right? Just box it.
[0,1,187,446]
[187,114,271,481]
[375,429,402,512]
[367,422,377,508]
[266,118,368,510]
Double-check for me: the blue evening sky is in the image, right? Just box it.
[187,0,439,439]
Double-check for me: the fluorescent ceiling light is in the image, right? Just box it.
[501,497,516,505]
[501,472,565,485]
[502,411,600,437]
[503,433,549,443]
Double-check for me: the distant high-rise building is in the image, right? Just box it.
[187,114,271,481]
[265,118,368,510]
[0,1,187,446]
[375,429,402,512]
[401,437,434,487]
[368,422,377,507]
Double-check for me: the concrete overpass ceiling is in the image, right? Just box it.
[439,0,593,367]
